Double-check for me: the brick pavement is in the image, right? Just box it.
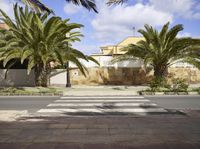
[0,110,200,149]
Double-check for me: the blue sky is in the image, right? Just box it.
[1,0,200,55]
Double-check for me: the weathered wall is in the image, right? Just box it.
[50,69,66,86]
[1,67,199,87]
[70,67,151,85]
[168,68,200,84]
[69,67,200,85]
[0,69,35,87]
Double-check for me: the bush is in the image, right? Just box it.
[171,78,189,92]
[191,87,200,94]
[0,87,18,93]
[148,77,189,93]
[149,77,170,91]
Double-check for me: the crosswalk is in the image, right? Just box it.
[37,96,168,116]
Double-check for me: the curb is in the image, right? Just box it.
[139,91,199,96]
[0,93,63,96]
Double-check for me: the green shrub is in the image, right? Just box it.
[0,87,18,93]
[171,78,189,92]
[149,77,170,91]
[194,88,200,94]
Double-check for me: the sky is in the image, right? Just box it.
[0,0,200,55]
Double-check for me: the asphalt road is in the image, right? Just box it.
[0,96,57,113]
[0,95,199,114]
[147,95,200,110]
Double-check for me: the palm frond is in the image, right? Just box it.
[107,0,126,5]
[66,0,98,13]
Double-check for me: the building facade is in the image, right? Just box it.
[55,36,200,86]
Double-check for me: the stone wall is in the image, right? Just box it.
[70,67,151,85]
[70,67,200,85]
[1,67,199,87]
[0,69,35,87]
[168,67,200,84]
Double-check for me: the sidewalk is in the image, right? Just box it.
[0,110,199,149]
[62,85,148,96]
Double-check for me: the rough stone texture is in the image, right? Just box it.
[169,68,200,84]
[70,67,200,85]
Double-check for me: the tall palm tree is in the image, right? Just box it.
[112,22,200,79]
[185,47,200,70]
[14,0,97,13]
[15,0,127,13]
[0,5,98,86]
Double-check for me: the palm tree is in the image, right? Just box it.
[0,5,98,87]
[14,0,97,13]
[112,22,200,79]
[15,0,128,13]
[185,47,200,70]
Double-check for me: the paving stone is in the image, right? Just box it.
[110,144,136,149]
[55,143,81,149]
[87,124,108,129]
[26,143,56,149]
[0,134,11,142]
[48,124,69,129]
[56,134,90,143]
[109,128,134,135]
[108,124,130,129]
[83,135,113,143]
[83,143,110,149]
[87,128,109,135]
[65,128,87,135]
[166,142,199,149]
[0,143,29,149]
[68,124,87,129]
[7,129,39,143]
[0,112,200,148]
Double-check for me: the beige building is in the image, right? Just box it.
[92,36,144,57]
[0,23,9,30]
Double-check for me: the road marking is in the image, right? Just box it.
[36,96,168,116]
[47,103,157,107]
[37,108,167,113]
[55,99,150,102]
[60,96,144,99]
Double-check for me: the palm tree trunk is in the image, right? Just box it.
[154,65,168,79]
[34,63,50,87]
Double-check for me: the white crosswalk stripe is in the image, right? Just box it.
[47,103,157,107]
[55,99,150,103]
[37,96,167,116]
[60,96,144,99]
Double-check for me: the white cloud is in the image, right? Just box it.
[91,1,173,42]
[177,32,191,38]
[72,42,99,55]
[149,0,200,19]
[64,3,81,14]
[0,0,14,19]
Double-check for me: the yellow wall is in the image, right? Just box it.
[118,37,144,46]
[100,36,144,55]
[0,23,9,30]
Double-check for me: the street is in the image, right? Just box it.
[0,95,199,114]
[0,96,56,113]
[0,95,200,149]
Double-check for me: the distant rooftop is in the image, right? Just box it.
[92,36,144,56]
[0,23,9,30]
